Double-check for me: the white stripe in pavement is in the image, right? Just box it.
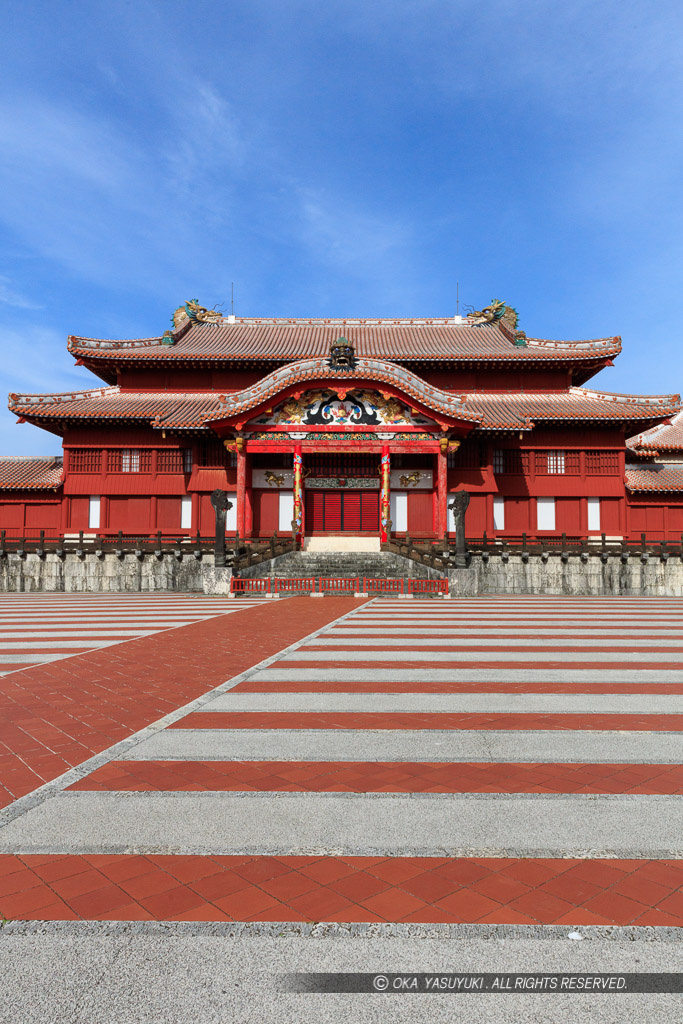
[0,640,120,649]
[282,649,683,664]
[0,653,74,663]
[3,791,679,858]
[325,622,683,630]
[308,636,683,648]
[347,615,683,623]
[0,631,158,638]
[249,668,683,683]
[198,692,683,714]
[122,728,683,764]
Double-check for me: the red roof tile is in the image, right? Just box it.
[0,456,63,490]
[628,411,683,453]
[68,317,621,366]
[626,463,683,492]
[9,378,679,434]
[8,388,223,430]
[463,387,680,430]
[208,358,480,425]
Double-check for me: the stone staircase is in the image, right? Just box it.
[237,549,445,582]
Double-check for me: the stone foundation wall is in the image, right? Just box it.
[2,551,682,597]
[449,555,683,597]
[0,552,232,595]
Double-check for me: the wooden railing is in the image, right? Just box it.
[0,529,296,566]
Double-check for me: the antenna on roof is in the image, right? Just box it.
[456,282,459,317]
[231,282,234,316]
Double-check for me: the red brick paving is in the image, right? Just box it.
[69,759,683,795]
[0,854,680,925]
[172,711,683,731]
[0,597,365,809]
[232,678,683,694]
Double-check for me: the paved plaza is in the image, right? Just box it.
[0,593,681,1022]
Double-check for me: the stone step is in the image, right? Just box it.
[238,550,446,581]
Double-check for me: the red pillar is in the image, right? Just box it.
[236,450,246,537]
[379,446,391,543]
[437,448,448,539]
[292,446,304,544]
[244,457,253,539]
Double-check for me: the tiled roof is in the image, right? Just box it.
[209,357,480,425]
[627,411,683,454]
[8,387,223,429]
[68,317,622,366]
[9,379,679,434]
[462,387,680,430]
[626,463,683,492]
[0,456,63,490]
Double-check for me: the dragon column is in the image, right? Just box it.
[379,445,391,544]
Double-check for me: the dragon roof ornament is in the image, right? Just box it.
[172,300,223,329]
[466,300,526,342]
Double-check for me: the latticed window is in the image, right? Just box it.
[493,449,528,474]
[448,444,485,469]
[307,453,379,477]
[198,441,234,467]
[586,451,619,474]
[536,450,579,475]
[546,450,565,474]
[157,449,185,473]
[107,449,152,473]
[69,449,101,473]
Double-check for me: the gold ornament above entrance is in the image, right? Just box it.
[250,389,436,428]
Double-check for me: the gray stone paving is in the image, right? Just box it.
[281,649,683,663]
[197,692,683,714]
[2,791,679,858]
[0,929,680,1024]
[249,667,683,682]
[122,727,683,763]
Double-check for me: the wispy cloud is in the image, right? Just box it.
[0,276,42,310]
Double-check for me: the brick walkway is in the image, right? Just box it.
[0,595,361,808]
[0,596,682,929]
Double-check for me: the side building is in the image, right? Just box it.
[1,301,680,545]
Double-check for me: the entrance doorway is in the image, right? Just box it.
[305,490,379,532]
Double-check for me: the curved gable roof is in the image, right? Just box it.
[205,356,480,426]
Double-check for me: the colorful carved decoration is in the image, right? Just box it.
[292,450,304,544]
[439,438,461,455]
[399,471,422,488]
[328,336,356,370]
[380,449,391,543]
[467,300,519,331]
[264,471,285,488]
[259,389,433,427]
[223,436,245,454]
[172,300,223,328]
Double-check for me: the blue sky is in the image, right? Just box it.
[1,0,682,454]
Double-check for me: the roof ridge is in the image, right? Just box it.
[570,386,681,406]
[0,454,62,462]
[9,385,117,407]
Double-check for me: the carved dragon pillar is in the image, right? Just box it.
[379,445,391,544]
[292,445,304,547]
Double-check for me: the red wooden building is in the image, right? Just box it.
[2,301,681,544]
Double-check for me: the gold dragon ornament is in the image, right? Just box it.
[468,299,519,331]
[172,300,223,329]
